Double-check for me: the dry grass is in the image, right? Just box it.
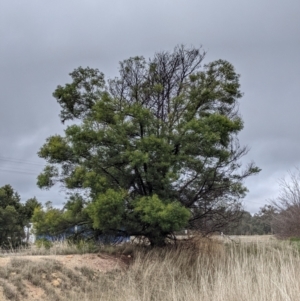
[0,240,101,256]
[1,236,300,300]
[93,237,300,301]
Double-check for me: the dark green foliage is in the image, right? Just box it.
[37,45,260,245]
[224,205,276,235]
[0,185,41,249]
[252,205,276,235]
[35,238,53,249]
[224,211,253,235]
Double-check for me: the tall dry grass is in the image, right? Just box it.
[86,238,300,301]
[2,237,300,301]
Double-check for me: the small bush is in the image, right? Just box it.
[74,240,99,253]
[289,237,300,242]
[35,238,53,250]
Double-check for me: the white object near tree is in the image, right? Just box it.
[23,223,36,244]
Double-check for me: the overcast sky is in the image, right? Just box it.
[1,0,299,213]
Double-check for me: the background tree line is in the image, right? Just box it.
[0,184,40,248]
[224,169,300,238]
[223,205,276,235]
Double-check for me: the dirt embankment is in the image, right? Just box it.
[0,253,130,301]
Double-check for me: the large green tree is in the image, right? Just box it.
[37,45,260,246]
[0,185,40,248]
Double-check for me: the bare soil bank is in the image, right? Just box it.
[0,253,127,301]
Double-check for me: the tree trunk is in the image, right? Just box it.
[148,234,167,247]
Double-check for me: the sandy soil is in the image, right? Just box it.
[0,253,129,301]
[0,253,125,272]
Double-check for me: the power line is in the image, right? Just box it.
[0,155,46,176]
[0,156,45,167]
[0,168,39,176]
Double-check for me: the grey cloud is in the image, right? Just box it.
[0,0,299,213]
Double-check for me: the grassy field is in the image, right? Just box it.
[1,236,300,301]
